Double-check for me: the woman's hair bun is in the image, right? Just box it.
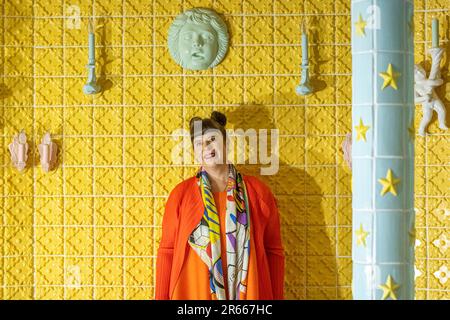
[211,111,227,127]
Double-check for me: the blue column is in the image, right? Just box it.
[351,0,415,300]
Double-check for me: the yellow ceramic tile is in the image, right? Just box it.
[306,106,336,135]
[246,76,274,104]
[66,287,94,300]
[306,136,336,165]
[96,227,123,256]
[5,0,33,16]
[428,166,449,196]
[304,0,334,14]
[226,16,244,45]
[307,226,337,256]
[305,75,336,105]
[337,196,352,225]
[35,287,64,300]
[283,226,306,256]
[5,227,33,256]
[124,18,152,45]
[4,48,33,76]
[35,107,63,135]
[95,257,123,285]
[154,76,182,105]
[36,169,63,196]
[35,0,62,16]
[64,197,93,225]
[306,196,336,226]
[95,167,123,195]
[125,228,153,256]
[125,197,153,226]
[65,168,93,195]
[4,256,34,285]
[4,18,33,46]
[125,77,153,105]
[125,48,152,75]
[64,107,93,135]
[125,107,153,135]
[428,197,450,228]
[275,16,301,45]
[35,257,64,285]
[274,0,303,14]
[125,137,153,165]
[185,77,214,105]
[245,46,274,75]
[64,137,93,165]
[96,0,123,16]
[125,258,153,285]
[66,227,93,256]
[279,137,305,165]
[4,197,33,225]
[95,197,123,226]
[275,46,299,74]
[246,16,274,44]
[35,18,63,46]
[154,167,184,196]
[125,0,152,15]
[35,78,64,106]
[125,167,153,195]
[35,227,63,255]
[154,0,182,15]
[2,79,33,106]
[4,287,33,300]
[154,107,183,134]
[307,256,338,286]
[65,257,94,285]
[94,137,123,165]
[274,106,305,135]
[154,17,172,45]
[126,287,153,300]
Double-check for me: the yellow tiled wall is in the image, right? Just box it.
[0,0,448,299]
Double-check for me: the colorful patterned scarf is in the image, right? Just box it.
[188,164,251,300]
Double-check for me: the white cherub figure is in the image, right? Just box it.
[414,47,448,136]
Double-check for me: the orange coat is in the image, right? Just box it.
[171,190,260,299]
[155,175,285,300]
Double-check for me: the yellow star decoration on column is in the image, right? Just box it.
[355,223,369,247]
[379,63,401,90]
[379,275,400,300]
[354,14,367,37]
[378,169,400,196]
[355,117,370,142]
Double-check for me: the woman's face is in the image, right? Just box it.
[193,129,226,167]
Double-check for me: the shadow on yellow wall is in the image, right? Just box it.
[226,103,342,299]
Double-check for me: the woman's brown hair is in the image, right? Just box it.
[189,111,227,144]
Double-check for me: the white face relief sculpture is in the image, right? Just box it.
[168,8,229,70]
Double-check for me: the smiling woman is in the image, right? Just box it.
[155,111,285,300]
[167,8,229,70]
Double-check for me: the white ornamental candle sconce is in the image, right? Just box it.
[296,21,313,95]
[414,17,448,136]
[38,132,58,173]
[83,18,102,95]
[9,130,29,172]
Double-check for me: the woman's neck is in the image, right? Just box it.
[204,163,229,192]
